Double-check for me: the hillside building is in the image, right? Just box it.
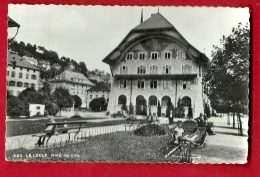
[7,52,41,96]
[102,12,209,118]
[86,82,110,109]
[50,68,95,108]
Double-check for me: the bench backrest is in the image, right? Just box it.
[182,120,198,133]
[46,120,88,126]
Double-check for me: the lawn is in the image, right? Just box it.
[6,118,134,137]
[6,131,172,162]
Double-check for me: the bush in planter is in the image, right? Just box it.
[133,124,165,136]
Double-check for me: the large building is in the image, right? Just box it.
[7,52,41,96]
[50,68,95,108]
[102,12,209,117]
[86,82,110,109]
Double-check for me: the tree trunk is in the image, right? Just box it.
[227,112,230,125]
[237,112,243,136]
[233,111,235,128]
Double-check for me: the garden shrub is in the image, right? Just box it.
[134,124,165,136]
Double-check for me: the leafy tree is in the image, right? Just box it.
[79,61,88,74]
[204,22,249,136]
[52,87,73,116]
[45,101,59,116]
[166,101,174,118]
[7,95,22,117]
[176,98,184,118]
[72,95,82,108]
[204,103,211,118]
[121,103,128,114]
[89,97,106,112]
[157,101,162,117]
[187,106,193,119]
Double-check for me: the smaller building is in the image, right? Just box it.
[51,63,61,70]
[29,104,45,117]
[86,82,110,109]
[38,60,51,70]
[23,56,38,66]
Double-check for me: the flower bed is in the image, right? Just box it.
[133,124,165,136]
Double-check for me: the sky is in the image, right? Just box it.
[8,5,250,74]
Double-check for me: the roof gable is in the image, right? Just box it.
[132,13,174,31]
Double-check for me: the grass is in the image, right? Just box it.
[6,118,135,137]
[6,131,172,162]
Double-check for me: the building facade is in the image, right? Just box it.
[86,82,110,109]
[102,13,209,118]
[50,69,95,108]
[7,52,41,96]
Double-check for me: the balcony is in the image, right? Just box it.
[114,74,197,80]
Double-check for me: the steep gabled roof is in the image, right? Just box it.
[50,70,95,86]
[87,82,110,91]
[132,13,174,31]
[7,52,40,71]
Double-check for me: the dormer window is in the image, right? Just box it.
[139,52,146,60]
[126,53,134,60]
[150,52,159,59]
[178,52,186,59]
[137,66,146,74]
[164,51,171,59]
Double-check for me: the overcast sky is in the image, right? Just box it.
[8,5,249,73]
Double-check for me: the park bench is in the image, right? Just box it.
[164,120,207,158]
[32,120,88,147]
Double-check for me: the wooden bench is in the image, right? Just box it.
[164,120,207,158]
[32,120,88,147]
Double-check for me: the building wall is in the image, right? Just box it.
[86,90,110,109]
[107,38,205,117]
[7,65,40,96]
[29,104,45,117]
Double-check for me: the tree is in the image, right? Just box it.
[79,62,88,74]
[176,98,184,118]
[204,22,249,136]
[52,87,73,116]
[7,95,22,117]
[89,97,106,112]
[72,95,82,108]
[187,106,193,119]
[45,101,60,116]
[129,102,134,115]
[204,103,211,118]
[157,101,162,117]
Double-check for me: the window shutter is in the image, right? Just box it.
[170,66,172,74]
[126,67,128,74]
[163,66,166,74]
[189,66,192,73]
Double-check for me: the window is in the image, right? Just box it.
[90,95,92,99]
[7,71,9,76]
[199,66,203,77]
[151,52,159,59]
[9,81,15,86]
[150,65,158,74]
[33,70,36,73]
[120,80,127,88]
[164,51,171,59]
[182,65,192,74]
[137,66,146,74]
[150,81,157,89]
[138,81,144,88]
[178,52,186,59]
[126,53,133,60]
[163,80,171,89]
[120,66,128,74]
[31,74,37,80]
[36,106,40,110]
[139,53,146,60]
[102,95,105,98]
[19,72,22,78]
[20,68,22,71]
[26,73,29,79]
[149,96,158,106]
[24,83,29,88]
[31,83,35,89]
[11,71,15,77]
[183,81,191,90]
[118,95,127,104]
[27,69,29,72]
[163,65,172,74]
[17,82,23,87]
[96,95,98,98]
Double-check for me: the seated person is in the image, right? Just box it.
[194,113,216,135]
[173,121,200,146]
[35,118,55,146]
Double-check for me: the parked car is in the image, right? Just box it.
[111,111,127,118]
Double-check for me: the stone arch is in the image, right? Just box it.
[161,96,171,107]
[136,95,146,106]
[118,95,127,105]
[182,96,191,107]
[149,95,158,106]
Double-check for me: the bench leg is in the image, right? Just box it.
[68,133,71,141]
[74,131,80,141]
[46,136,52,147]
